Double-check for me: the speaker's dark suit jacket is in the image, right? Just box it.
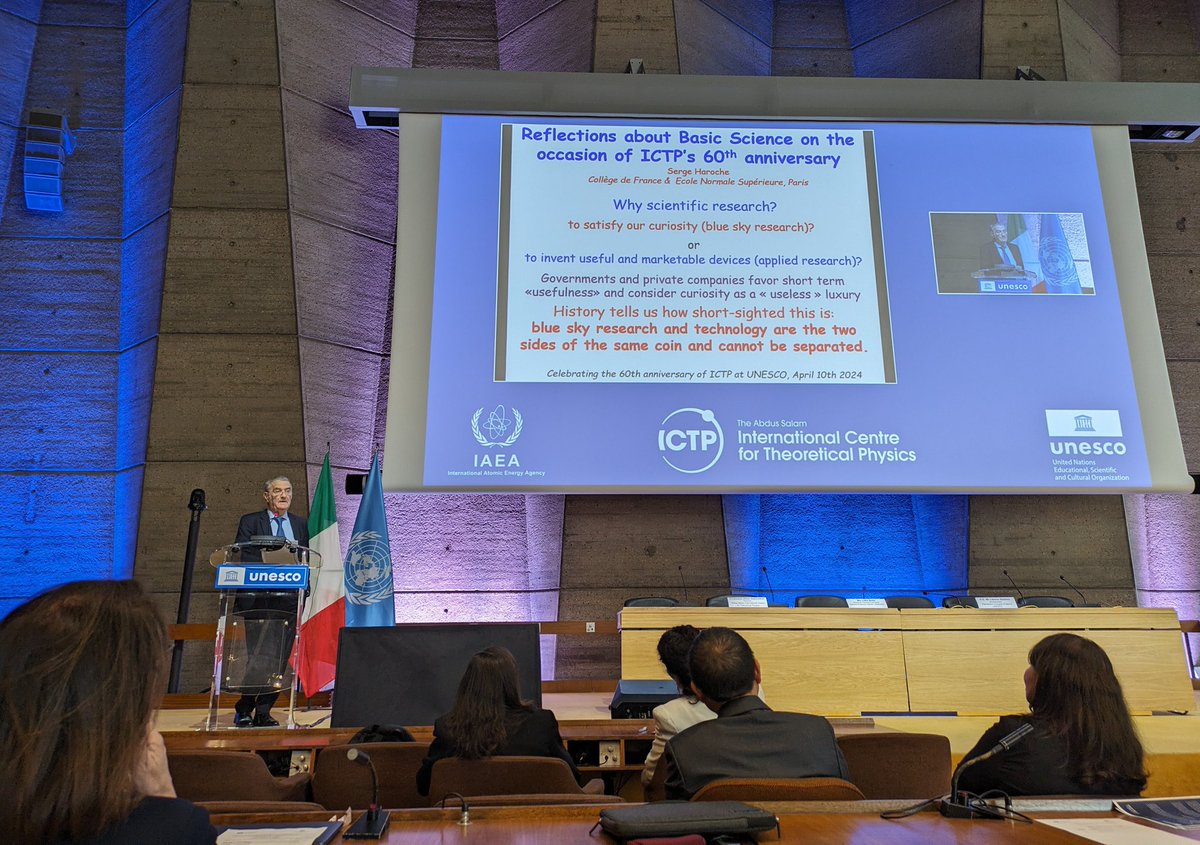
[416,706,583,796]
[663,695,849,800]
[980,240,1024,270]
[235,510,310,558]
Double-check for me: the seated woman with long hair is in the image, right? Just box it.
[0,580,217,845]
[956,632,1147,797]
[416,645,587,796]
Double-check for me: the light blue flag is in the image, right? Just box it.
[1038,213,1082,294]
[344,454,396,627]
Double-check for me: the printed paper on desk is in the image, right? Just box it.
[974,596,1019,609]
[218,825,339,845]
[846,598,888,608]
[724,596,768,608]
[1039,818,1196,844]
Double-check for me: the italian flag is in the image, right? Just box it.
[297,452,345,695]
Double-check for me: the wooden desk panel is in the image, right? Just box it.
[900,608,1184,631]
[620,607,901,632]
[620,608,908,715]
[902,610,1194,715]
[210,805,1123,843]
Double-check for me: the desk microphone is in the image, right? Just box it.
[1001,569,1025,598]
[940,722,1035,819]
[344,748,390,839]
[1059,574,1094,606]
[677,565,690,605]
[761,566,776,605]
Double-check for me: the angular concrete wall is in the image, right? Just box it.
[848,0,982,78]
[0,0,183,620]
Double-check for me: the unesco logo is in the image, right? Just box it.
[658,408,724,474]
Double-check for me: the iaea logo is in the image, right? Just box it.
[658,408,724,474]
[472,405,523,447]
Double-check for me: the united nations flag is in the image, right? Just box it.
[1037,213,1082,295]
[344,453,396,627]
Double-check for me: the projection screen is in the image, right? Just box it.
[379,73,1190,494]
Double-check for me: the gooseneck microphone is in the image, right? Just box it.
[940,722,1035,819]
[761,566,775,605]
[1059,574,1090,605]
[677,565,690,605]
[344,748,390,839]
[1001,569,1025,598]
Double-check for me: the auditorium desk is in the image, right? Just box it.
[210,804,1196,843]
[901,607,1192,714]
[619,607,1193,715]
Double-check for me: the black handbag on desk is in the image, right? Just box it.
[598,801,779,840]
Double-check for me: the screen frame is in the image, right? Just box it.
[379,74,1193,495]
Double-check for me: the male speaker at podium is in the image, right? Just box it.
[232,475,309,727]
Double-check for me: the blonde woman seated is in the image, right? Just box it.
[416,646,597,796]
[0,580,217,845]
[956,633,1147,797]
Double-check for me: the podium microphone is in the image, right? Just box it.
[1001,569,1025,598]
[344,748,390,839]
[940,722,1035,819]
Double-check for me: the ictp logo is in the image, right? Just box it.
[658,408,724,474]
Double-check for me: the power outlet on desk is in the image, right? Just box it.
[599,741,621,767]
[290,750,311,775]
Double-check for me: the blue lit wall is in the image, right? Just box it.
[724,494,969,604]
[0,0,185,616]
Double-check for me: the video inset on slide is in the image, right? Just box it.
[494,121,897,385]
[929,211,1096,296]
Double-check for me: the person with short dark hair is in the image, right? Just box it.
[662,627,849,800]
[0,580,217,845]
[956,633,1147,797]
[416,646,587,796]
[641,625,715,789]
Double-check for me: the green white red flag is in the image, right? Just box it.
[297,451,345,695]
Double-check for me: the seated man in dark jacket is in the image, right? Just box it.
[663,627,849,800]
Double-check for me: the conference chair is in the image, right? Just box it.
[705,594,767,606]
[942,595,979,608]
[691,777,865,802]
[795,595,849,608]
[426,756,603,805]
[1018,595,1075,608]
[623,596,680,607]
[836,732,952,799]
[884,595,935,609]
[167,750,310,803]
[311,742,429,810]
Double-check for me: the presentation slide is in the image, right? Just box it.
[384,114,1189,493]
[497,124,894,385]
